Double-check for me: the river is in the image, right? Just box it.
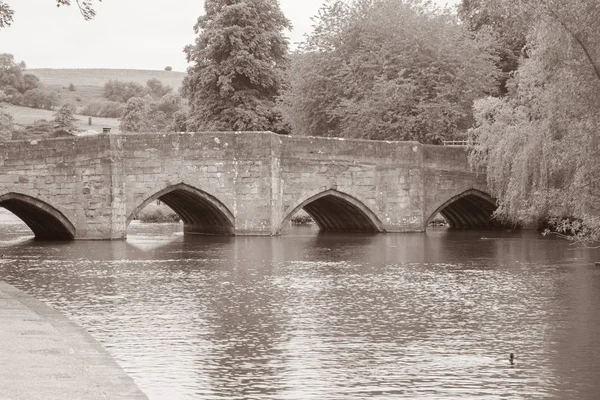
[1,209,600,399]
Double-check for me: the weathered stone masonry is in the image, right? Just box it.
[0,131,494,240]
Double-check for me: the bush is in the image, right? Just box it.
[80,101,126,118]
[291,214,314,225]
[68,83,76,91]
[0,106,13,141]
[146,78,172,98]
[21,88,58,110]
[135,203,180,223]
[13,119,54,139]
[428,214,448,227]
[104,80,147,103]
[164,66,172,71]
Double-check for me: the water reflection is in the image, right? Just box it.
[1,218,600,399]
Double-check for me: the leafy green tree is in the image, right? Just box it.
[0,0,99,28]
[120,97,149,133]
[120,94,185,133]
[53,103,77,133]
[280,0,499,143]
[458,0,529,95]
[21,88,58,110]
[469,0,600,242]
[182,0,291,131]
[0,104,13,141]
[146,78,172,99]
[104,80,148,103]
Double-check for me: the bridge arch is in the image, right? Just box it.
[127,183,235,235]
[280,189,384,233]
[427,189,498,229]
[0,192,76,240]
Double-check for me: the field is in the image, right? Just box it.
[29,68,186,89]
[27,68,187,111]
[4,103,121,134]
[4,68,188,134]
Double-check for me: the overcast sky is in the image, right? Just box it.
[1,0,460,72]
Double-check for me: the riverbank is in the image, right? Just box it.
[0,282,147,400]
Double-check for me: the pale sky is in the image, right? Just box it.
[0,0,460,72]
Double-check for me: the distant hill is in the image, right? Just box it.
[28,68,187,89]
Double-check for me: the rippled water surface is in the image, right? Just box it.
[1,211,600,399]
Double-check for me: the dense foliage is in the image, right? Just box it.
[0,103,12,141]
[279,0,499,143]
[53,103,77,133]
[80,101,125,118]
[468,0,600,242]
[182,0,291,131]
[120,94,186,133]
[104,79,173,104]
[0,54,58,110]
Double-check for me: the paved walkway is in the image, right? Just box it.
[0,282,148,400]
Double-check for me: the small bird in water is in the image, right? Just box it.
[509,353,515,365]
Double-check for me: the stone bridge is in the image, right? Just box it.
[0,131,497,240]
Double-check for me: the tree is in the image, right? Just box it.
[120,97,149,133]
[146,78,172,99]
[279,0,500,143]
[119,94,185,133]
[164,66,173,72]
[0,0,100,28]
[468,0,600,243]
[104,80,147,103]
[21,88,58,110]
[182,0,291,131]
[0,103,13,141]
[53,103,77,133]
[458,0,529,94]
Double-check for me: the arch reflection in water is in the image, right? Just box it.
[128,183,235,235]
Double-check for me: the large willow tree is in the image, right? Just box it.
[468,0,600,242]
[182,0,291,132]
[279,0,499,143]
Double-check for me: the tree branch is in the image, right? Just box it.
[539,0,600,83]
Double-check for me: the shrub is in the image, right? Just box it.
[14,119,54,139]
[0,106,13,141]
[81,101,126,118]
[68,83,76,91]
[135,203,180,222]
[21,88,58,110]
[146,78,172,98]
[428,214,448,227]
[164,66,172,71]
[53,104,77,132]
[103,80,147,103]
[291,214,314,225]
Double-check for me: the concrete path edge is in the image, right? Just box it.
[1,281,148,399]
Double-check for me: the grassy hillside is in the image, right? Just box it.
[5,103,121,134]
[29,68,186,89]
[4,68,187,134]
